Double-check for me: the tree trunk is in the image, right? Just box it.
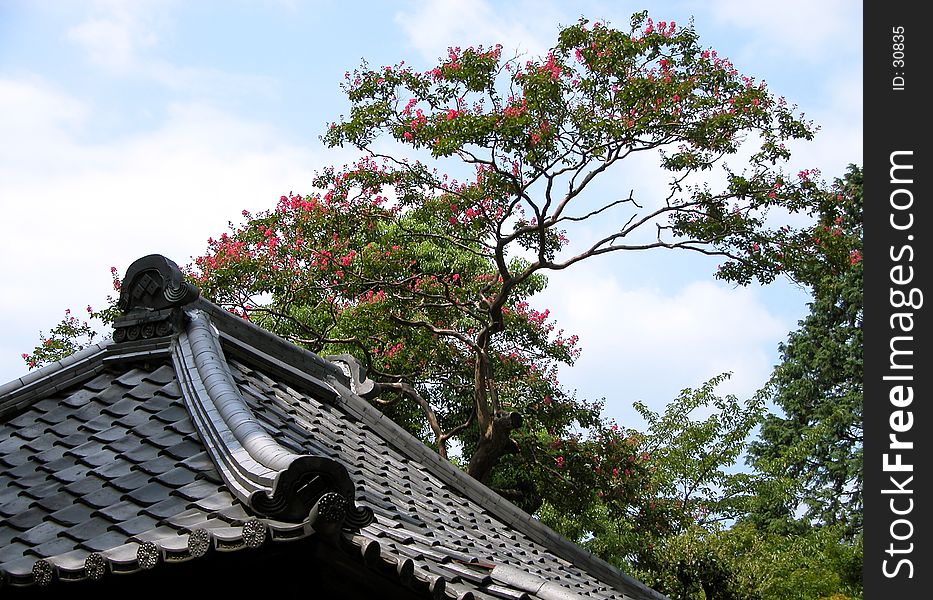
[467,410,522,483]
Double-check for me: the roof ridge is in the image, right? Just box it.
[0,340,113,419]
[172,310,373,528]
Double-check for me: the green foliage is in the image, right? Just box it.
[539,376,765,573]
[22,308,100,369]
[713,523,863,600]
[627,522,862,600]
[23,268,122,370]
[746,166,863,535]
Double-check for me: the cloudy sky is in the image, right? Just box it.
[0,0,862,428]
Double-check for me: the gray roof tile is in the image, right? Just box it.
[81,529,132,553]
[0,494,33,518]
[31,492,77,515]
[153,465,198,487]
[49,502,98,527]
[125,481,174,506]
[141,496,194,520]
[111,513,161,536]
[12,519,68,546]
[121,441,162,464]
[136,455,180,477]
[188,492,237,513]
[0,541,32,565]
[4,506,51,531]
[62,476,105,497]
[94,499,143,523]
[104,432,145,454]
[82,485,126,509]
[62,516,115,543]
[109,470,151,493]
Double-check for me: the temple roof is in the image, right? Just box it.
[0,254,667,600]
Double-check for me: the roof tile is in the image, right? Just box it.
[60,387,98,409]
[81,529,132,553]
[101,397,141,418]
[115,409,153,429]
[83,373,114,392]
[153,465,198,488]
[109,470,151,493]
[62,516,115,543]
[114,369,149,388]
[48,502,98,527]
[42,459,88,481]
[32,492,77,515]
[125,380,166,402]
[12,519,68,547]
[150,405,189,425]
[110,513,161,537]
[140,496,193,520]
[173,480,222,502]
[88,459,134,480]
[16,479,62,501]
[61,476,105,497]
[121,442,161,464]
[94,499,143,524]
[0,495,33,518]
[136,455,181,477]
[0,541,31,565]
[6,465,50,491]
[104,432,145,454]
[3,505,49,531]
[125,481,174,507]
[90,425,131,444]
[161,439,203,461]
[188,492,236,513]
[44,419,82,439]
[136,392,177,414]
[145,364,177,385]
[127,418,167,439]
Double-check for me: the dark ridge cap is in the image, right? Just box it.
[172,310,372,526]
[217,330,340,405]
[0,341,113,419]
[190,297,348,388]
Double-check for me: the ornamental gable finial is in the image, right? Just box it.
[112,254,200,343]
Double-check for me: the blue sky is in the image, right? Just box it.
[0,0,862,429]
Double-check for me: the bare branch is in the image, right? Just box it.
[380,381,450,459]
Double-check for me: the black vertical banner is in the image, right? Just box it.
[863,2,928,598]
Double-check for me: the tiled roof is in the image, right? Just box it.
[0,254,667,599]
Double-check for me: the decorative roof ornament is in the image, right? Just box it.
[112,254,200,343]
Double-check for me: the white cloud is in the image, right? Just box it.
[702,0,861,59]
[534,261,799,427]
[394,0,564,63]
[64,0,165,71]
[0,78,358,385]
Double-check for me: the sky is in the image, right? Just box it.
[0,0,862,429]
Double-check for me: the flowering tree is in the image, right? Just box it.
[300,12,819,481]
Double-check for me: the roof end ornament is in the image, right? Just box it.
[113,254,200,343]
